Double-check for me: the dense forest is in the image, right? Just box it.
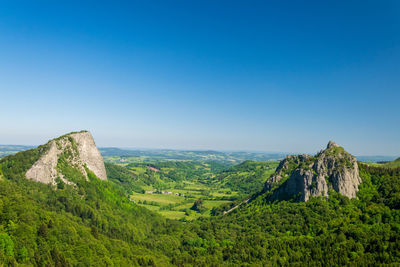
[0,146,399,266]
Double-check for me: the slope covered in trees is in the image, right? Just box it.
[213,160,279,196]
[0,137,399,266]
[0,146,178,265]
[177,162,400,265]
[377,157,400,169]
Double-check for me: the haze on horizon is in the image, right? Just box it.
[0,1,399,156]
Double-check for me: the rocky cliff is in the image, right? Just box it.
[265,141,361,201]
[26,131,107,185]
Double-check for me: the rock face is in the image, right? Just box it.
[26,131,107,185]
[265,141,361,201]
[68,132,107,181]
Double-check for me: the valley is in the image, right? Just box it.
[2,2,398,265]
[104,156,279,220]
[0,132,399,266]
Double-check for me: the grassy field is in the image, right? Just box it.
[105,156,279,220]
[130,182,234,220]
[365,157,400,169]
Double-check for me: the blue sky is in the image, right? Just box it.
[0,0,399,155]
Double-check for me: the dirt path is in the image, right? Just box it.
[223,199,250,215]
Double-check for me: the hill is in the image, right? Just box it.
[25,131,107,185]
[213,160,279,195]
[105,160,254,220]
[374,157,400,169]
[0,132,179,265]
[263,141,361,202]
[180,143,400,265]
[0,133,399,266]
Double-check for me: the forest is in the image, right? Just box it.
[0,146,399,266]
[2,0,398,265]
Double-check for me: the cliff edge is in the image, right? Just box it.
[265,141,361,201]
[26,131,107,185]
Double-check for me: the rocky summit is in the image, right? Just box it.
[265,141,361,201]
[26,131,107,185]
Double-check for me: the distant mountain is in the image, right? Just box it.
[356,155,398,163]
[100,147,285,165]
[0,145,34,157]
[3,145,396,163]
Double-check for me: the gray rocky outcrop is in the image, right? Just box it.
[26,131,107,185]
[69,132,107,181]
[265,141,361,201]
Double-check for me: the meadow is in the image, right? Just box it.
[104,156,278,220]
[130,183,235,220]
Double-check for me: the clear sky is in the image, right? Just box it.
[0,0,399,155]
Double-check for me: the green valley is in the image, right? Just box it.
[0,132,399,266]
[105,159,279,220]
[2,2,399,265]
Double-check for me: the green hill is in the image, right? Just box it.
[380,157,400,168]
[214,160,279,195]
[365,157,400,169]
[0,135,178,265]
[181,156,400,265]
[0,134,399,266]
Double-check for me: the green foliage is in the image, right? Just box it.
[323,145,346,156]
[191,199,207,213]
[370,157,400,169]
[358,163,400,209]
[56,176,65,189]
[105,162,146,194]
[0,145,399,265]
[0,149,175,266]
[0,232,14,257]
[0,144,48,181]
[101,149,284,166]
[57,151,86,184]
[215,160,279,195]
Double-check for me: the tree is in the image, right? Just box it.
[0,233,14,257]
[37,223,48,238]
[191,199,207,213]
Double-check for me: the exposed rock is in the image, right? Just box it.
[25,141,62,184]
[265,141,361,201]
[26,131,107,185]
[266,154,313,189]
[69,132,107,181]
[313,144,360,199]
[327,140,339,149]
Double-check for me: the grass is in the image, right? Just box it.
[130,185,236,220]
[203,200,231,208]
[104,156,277,220]
[139,204,160,211]
[159,210,186,220]
[130,193,181,204]
[381,158,400,168]
[365,158,400,169]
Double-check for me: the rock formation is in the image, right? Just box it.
[26,131,107,185]
[265,141,361,201]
